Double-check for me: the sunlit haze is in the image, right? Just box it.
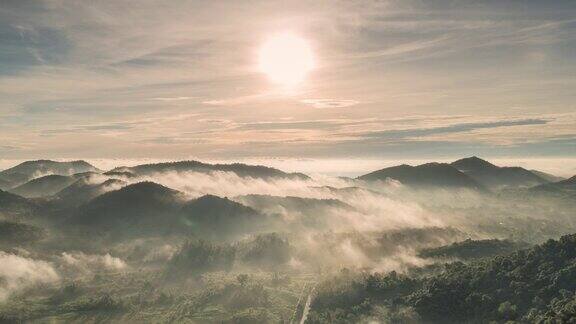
[0,1,574,167]
[258,32,315,88]
[1,2,576,323]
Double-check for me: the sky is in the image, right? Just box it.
[0,0,575,172]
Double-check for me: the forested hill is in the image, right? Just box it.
[307,233,576,323]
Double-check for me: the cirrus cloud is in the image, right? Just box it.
[301,98,361,109]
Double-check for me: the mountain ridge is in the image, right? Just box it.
[109,160,309,180]
[0,160,101,189]
[358,162,484,190]
[451,156,549,189]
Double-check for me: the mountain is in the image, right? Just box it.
[56,178,127,207]
[109,160,309,180]
[178,195,265,239]
[0,189,38,220]
[10,175,77,198]
[70,181,185,238]
[451,156,549,189]
[0,160,101,189]
[358,162,483,190]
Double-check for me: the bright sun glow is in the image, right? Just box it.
[258,32,315,87]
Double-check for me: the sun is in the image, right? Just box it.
[258,32,315,87]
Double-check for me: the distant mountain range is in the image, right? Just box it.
[450,156,550,189]
[529,170,565,183]
[357,156,567,191]
[10,174,78,198]
[109,160,309,180]
[531,176,576,195]
[0,160,100,190]
[0,159,310,200]
[0,157,572,206]
[358,162,484,190]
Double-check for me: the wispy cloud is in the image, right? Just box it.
[349,36,450,59]
[0,1,574,160]
[150,96,196,101]
[350,118,550,142]
[301,98,360,109]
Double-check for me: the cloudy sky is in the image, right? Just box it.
[1,0,575,167]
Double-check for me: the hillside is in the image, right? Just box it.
[409,234,576,323]
[308,233,576,323]
[451,156,549,189]
[358,163,483,190]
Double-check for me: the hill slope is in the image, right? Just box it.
[309,233,576,323]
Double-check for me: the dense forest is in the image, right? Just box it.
[308,234,576,323]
